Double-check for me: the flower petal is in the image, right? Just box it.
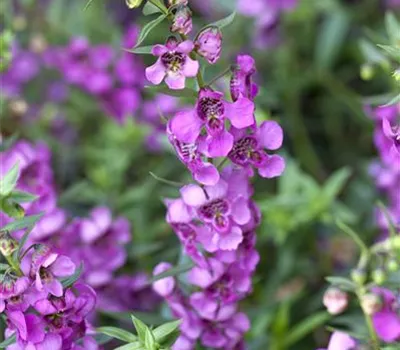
[177,40,194,54]
[180,184,207,207]
[145,59,166,85]
[165,73,186,90]
[182,57,199,78]
[170,109,202,143]
[259,120,284,150]
[151,44,168,56]
[50,256,76,277]
[193,163,220,186]
[207,131,234,157]
[258,154,285,178]
[217,226,243,251]
[225,97,255,129]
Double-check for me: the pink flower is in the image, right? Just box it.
[322,288,348,315]
[195,27,222,64]
[145,37,199,90]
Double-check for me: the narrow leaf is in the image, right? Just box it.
[0,162,20,196]
[149,172,183,187]
[385,12,400,45]
[383,93,400,107]
[0,213,44,233]
[9,190,38,203]
[124,46,153,55]
[131,315,149,342]
[208,11,236,29]
[0,334,16,349]
[0,263,9,271]
[61,262,84,288]
[377,44,400,62]
[322,167,351,200]
[325,276,357,291]
[83,0,96,11]
[135,14,167,47]
[284,312,331,346]
[142,1,161,16]
[97,327,137,343]
[147,261,195,285]
[153,320,181,343]
[114,343,144,350]
[144,327,156,349]
[16,224,36,258]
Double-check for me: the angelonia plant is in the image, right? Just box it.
[120,0,285,349]
[319,16,400,350]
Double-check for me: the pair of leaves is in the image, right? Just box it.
[97,314,181,350]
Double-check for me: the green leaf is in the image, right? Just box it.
[147,261,195,285]
[16,224,36,258]
[325,276,357,291]
[115,343,144,350]
[149,172,183,187]
[153,320,181,343]
[359,39,388,64]
[208,11,236,29]
[377,44,400,62]
[142,1,162,16]
[0,162,20,196]
[124,46,153,55]
[83,0,97,11]
[9,190,38,203]
[0,133,18,152]
[145,85,197,98]
[322,167,351,201]
[144,327,156,350]
[61,262,84,288]
[284,312,331,346]
[385,12,400,45]
[0,334,16,349]
[132,315,149,342]
[315,9,350,70]
[135,14,167,47]
[97,327,137,342]
[0,263,9,270]
[0,213,43,233]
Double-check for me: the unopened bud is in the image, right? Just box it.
[0,231,18,256]
[360,64,374,81]
[125,0,143,9]
[168,0,188,6]
[171,6,192,35]
[195,26,222,64]
[323,288,349,315]
[360,293,382,315]
[387,258,399,272]
[372,268,386,285]
[351,268,366,285]
[9,99,28,116]
[29,34,48,54]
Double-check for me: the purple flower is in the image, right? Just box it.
[171,6,193,35]
[170,88,255,157]
[372,288,400,342]
[195,27,222,64]
[152,262,176,297]
[53,207,130,289]
[145,37,199,90]
[0,276,30,312]
[319,331,357,350]
[228,121,285,178]
[101,87,140,123]
[27,245,76,297]
[230,54,258,102]
[167,125,220,185]
[381,117,400,164]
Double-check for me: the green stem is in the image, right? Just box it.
[148,0,168,15]
[363,305,380,349]
[3,254,22,276]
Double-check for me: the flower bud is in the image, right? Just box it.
[168,0,188,6]
[372,268,386,285]
[9,99,28,117]
[387,258,399,272]
[29,34,48,54]
[351,268,366,285]
[360,63,374,81]
[171,6,192,35]
[0,231,18,256]
[195,27,222,64]
[360,293,382,315]
[125,0,143,9]
[323,288,349,315]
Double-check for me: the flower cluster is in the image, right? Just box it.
[140,3,285,348]
[0,243,97,349]
[45,26,144,124]
[369,104,400,232]
[0,140,66,242]
[236,0,299,48]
